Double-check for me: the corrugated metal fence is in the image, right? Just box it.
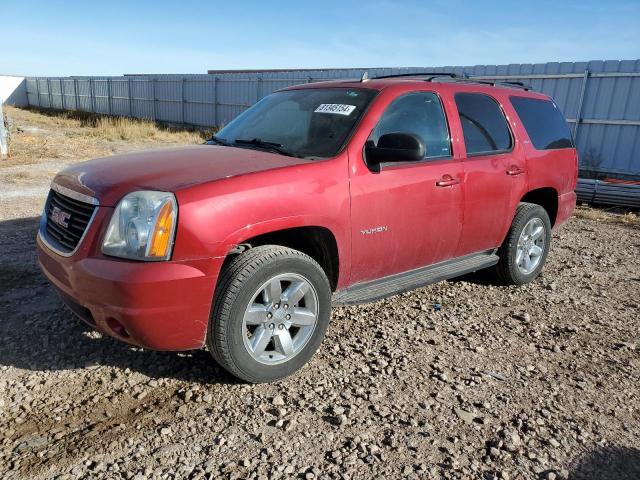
[23,60,640,205]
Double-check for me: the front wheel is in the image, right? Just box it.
[493,202,552,285]
[207,245,331,383]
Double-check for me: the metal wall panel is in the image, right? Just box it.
[24,60,640,179]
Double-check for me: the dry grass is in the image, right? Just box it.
[1,106,215,167]
[86,116,210,142]
[7,106,214,142]
[4,171,35,184]
[574,204,640,227]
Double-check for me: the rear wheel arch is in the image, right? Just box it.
[520,187,559,227]
[224,226,340,292]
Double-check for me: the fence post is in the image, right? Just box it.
[152,78,157,120]
[213,77,218,127]
[89,79,95,113]
[256,76,262,102]
[60,78,65,110]
[127,78,133,117]
[573,69,589,143]
[35,78,41,107]
[181,78,186,125]
[47,78,53,108]
[107,78,112,115]
[73,79,79,111]
[0,99,8,158]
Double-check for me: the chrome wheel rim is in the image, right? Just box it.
[516,218,546,275]
[242,273,319,365]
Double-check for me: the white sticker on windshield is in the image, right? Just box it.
[314,104,357,116]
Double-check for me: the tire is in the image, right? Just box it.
[207,245,332,383]
[493,202,552,285]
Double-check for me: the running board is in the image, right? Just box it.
[332,251,499,306]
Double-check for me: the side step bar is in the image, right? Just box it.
[332,250,499,306]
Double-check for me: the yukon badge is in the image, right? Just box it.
[50,206,71,228]
[360,226,388,235]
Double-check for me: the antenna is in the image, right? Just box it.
[360,71,370,82]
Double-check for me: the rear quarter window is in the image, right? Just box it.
[510,96,574,150]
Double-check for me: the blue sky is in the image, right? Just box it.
[3,0,639,76]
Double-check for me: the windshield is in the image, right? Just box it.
[212,88,377,158]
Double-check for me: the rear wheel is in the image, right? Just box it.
[207,245,331,383]
[494,202,552,285]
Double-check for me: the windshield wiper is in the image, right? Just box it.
[234,138,300,158]
[206,135,233,146]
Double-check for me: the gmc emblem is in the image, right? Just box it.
[50,206,71,228]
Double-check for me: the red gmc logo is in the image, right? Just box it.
[50,206,71,228]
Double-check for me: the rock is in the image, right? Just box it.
[454,408,475,425]
[500,429,522,452]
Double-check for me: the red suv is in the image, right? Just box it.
[37,73,577,383]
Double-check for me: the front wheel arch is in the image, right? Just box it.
[223,225,341,292]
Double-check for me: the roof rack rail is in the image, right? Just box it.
[499,80,532,90]
[370,71,468,81]
[467,78,532,91]
[360,71,532,90]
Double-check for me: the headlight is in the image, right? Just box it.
[102,191,177,261]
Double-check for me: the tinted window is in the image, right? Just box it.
[510,96,574,150]
[215,88,377,158]
[372,92,451,159]
[455,93,512,155]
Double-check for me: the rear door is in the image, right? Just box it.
[348,90,465,284]
[453,92,527,256]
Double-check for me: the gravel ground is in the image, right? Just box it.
[1,109,639,480]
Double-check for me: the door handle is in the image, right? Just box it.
[506,166,525,176]
[435,175,460,187]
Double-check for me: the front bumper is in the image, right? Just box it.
[37,234,223,350]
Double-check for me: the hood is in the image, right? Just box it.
[52,145,313,206]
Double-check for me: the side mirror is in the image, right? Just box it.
[365,133,426,166]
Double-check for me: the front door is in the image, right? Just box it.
[348,91,464,284]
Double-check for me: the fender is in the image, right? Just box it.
[214,215,351,288]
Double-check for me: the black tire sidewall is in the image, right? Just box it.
[215,252,331,383]
[505,204,552,284]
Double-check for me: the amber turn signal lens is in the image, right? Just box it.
[148,200,175,258]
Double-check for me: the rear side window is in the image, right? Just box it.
[510,96,574,150]
[455,93,512,155]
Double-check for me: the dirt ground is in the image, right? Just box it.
[1,108,639,480]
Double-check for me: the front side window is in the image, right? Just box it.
[510,96,574,150]
[371,92,452,159]
[214,88,377,158]
[455,93,512,155]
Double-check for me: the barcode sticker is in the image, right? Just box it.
[314,104,357,115]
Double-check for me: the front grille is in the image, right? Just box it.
[43,189,97,253]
